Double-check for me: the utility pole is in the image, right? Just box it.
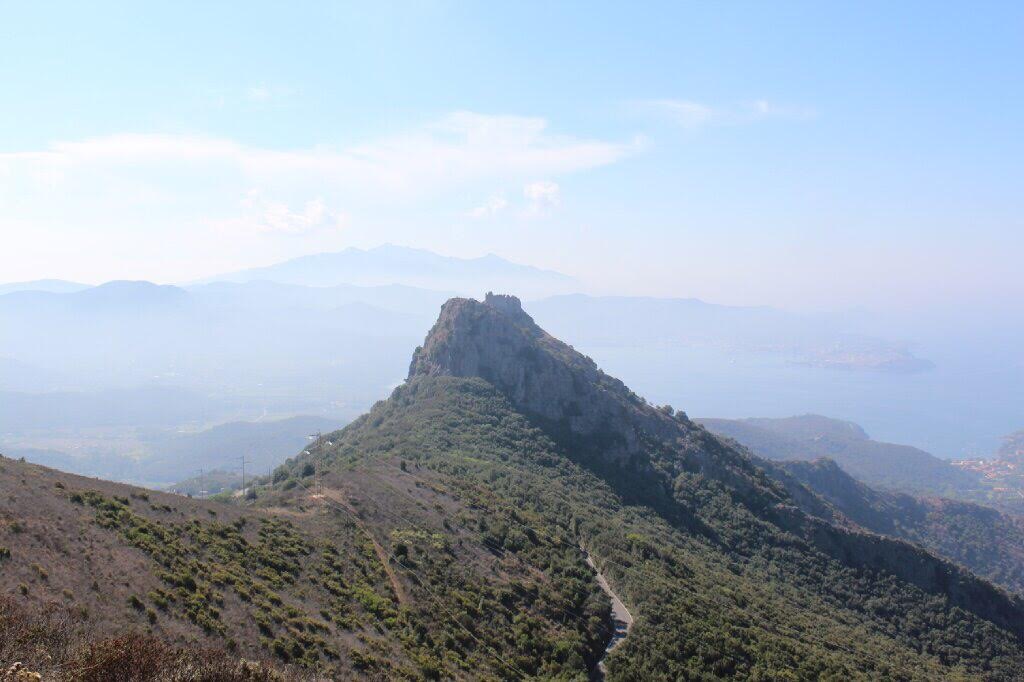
[239,455,248,499]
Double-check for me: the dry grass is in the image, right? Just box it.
[0,594,296,681]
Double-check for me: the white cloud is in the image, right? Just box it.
[523,181,560,217]
[641,99,816,128]
[467,195,508,219]
[0,112,634,198]
[0,112,635,280]
[210,190,347,235]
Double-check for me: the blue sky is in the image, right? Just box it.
[1,2,1021,310]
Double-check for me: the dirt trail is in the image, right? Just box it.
[584,551,633,679]
[319,488,411,607]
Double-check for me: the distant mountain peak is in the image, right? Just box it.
[191,244,579,298]
[0,279,90,296]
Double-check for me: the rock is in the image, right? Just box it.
[410,293,683,465]
[3,663,42,681]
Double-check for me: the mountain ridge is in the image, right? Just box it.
[405,295,1024,621]
[699,414,988,502]
[769,457,1024,594]
[188,245,579,299]
[7,292,1024,680]
[285,292,1024,677]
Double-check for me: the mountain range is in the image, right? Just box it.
[1,248,943,486]
[191,244,579,299]
[766,457,1024,595]
[6,293,1024,680]
[698,415,990,500]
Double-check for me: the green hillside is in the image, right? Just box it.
[773,457,1024,596]
[4,294,1024,680]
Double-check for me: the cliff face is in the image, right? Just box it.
[409,293,683,462]
[409,294,784,510]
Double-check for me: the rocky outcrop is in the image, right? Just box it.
[410,293,676,460]
[409,294,775,497]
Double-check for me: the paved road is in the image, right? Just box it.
[584,551,633,679]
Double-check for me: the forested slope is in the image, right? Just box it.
[5,293,1024,680]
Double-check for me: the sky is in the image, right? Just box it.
[1,1,1022,312]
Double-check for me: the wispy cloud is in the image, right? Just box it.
[0,112,635,200]
[210,190,348,235]
[523,181,561,217]
[640,99,816,128]
[0,112,634,280]
[467,195,509,219]
[247,84,292,103]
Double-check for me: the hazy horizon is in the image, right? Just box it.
[3,3,1023,313]
[0,2,1021,482]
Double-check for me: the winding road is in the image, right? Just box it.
[584,551,634,679]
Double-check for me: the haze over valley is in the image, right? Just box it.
[2,245,1020,493]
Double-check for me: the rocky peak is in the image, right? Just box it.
[483,291,524,316]
[408,294,698,468]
